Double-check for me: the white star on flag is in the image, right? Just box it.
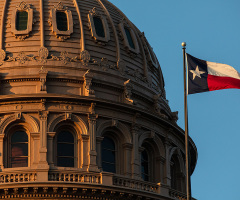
[190,66,205,80]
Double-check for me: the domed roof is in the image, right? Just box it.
[0,0,176,121]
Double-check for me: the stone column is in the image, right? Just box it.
[38,111,49,166]
[123,143,132,177]
[96,136,103,170]
[31,132,40,168]
[37,111,49,182]
[164,137,172,186]
[47,132,56,168]
[0,134,5,170]
[131,125,141,179]
[81,134,89,171]
[88,113,99,172]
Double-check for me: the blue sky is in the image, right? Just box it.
[109,0,240,199]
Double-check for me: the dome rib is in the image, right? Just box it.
[74,0,85,50]
[0,0,7,49]
[96,0,120,63]
[40,0,44,47]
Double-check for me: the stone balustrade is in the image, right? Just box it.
[0,172,37,183]
[113,176,159,193]
[169,189,197,200]
[48,171,101,184]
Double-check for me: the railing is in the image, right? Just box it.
[0,172,37,183]
[169,189,197,200]
[48,172,101,184]
[113,176,159,193]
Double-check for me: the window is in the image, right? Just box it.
[16,11,28,31]
[118,21,139,54]
[50,2,73,40]
[57,131,74,167]
[56,11,68,31]
[88,8,110,43]
[11,2,33,40]
[93,16,105,38]
[101,136,116,173]
[141,149,149,181]
[124,27,135,49]
[10,131,28,168]
[170,154,181,191]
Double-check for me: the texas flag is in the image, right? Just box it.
[186,53,240,94]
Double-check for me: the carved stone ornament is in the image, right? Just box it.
[11,1,34,40]
[88,7,110,44]
[39,66,48,92]
[124,79,134,104]
[49,2,73,41]
[38,47,49,63]
[84,70,95,96]
[0,49,6,61]
[80,50,90,66]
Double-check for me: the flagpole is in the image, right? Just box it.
[182,42,192,200]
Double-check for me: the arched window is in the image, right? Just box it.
[124,27,135,49]
[93,16,105,38]
[57,131,74,167]
[101,136,116,173]
[16,11,28,31]
[56,11,68,31]
[170,154,182,191]
[141,149,149,181]
[10,131,28,168]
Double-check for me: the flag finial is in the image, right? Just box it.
[182,42,186,47]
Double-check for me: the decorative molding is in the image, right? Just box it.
[11,1,35,40]
[49,2,73,41]
[88,7,110,44]
[50,51,78,64]
[123,79,133,104]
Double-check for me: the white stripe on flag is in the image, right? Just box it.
[206,61,240,80]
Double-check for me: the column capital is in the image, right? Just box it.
[39,111,49,121]
[47,132,56,138]
[81,134,90,141]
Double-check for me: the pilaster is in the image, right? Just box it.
[88,103,99,172]
[81,134,90,171]
[47,132,56,168]
[38,110,49,169]
[0,134,5,170]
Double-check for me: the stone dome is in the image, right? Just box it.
[0,0,168,114]
[0,0,197,200]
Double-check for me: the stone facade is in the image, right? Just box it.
[0,0,197,199]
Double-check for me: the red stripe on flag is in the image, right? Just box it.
[207,75,240,91]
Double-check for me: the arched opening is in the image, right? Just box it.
[101,136,116,173]
[141,148,149,181]
[10,131,28,168]
[170,154,183,191]
[16,11,28,31]
[124,27,135,49]
[56,131,75,167]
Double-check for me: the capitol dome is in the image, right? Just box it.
[0,0,197,199]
